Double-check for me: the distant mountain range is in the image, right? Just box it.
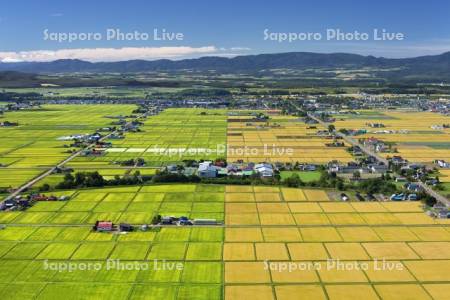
[1,51,450,80]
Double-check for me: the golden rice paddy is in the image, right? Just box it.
[334,110,450,163]
[227,114,353,163]
[223,185,450,299]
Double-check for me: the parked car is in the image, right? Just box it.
[407,194,419,201]
[356,193,365,201]
[390,193,405,201]
[366,194,376,201]
[340,193,349,201]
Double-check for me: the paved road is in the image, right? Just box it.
[417,181,450,207]
[307,112,450,207]
[2,223,444,228]
[3,166,160,170]
[307,113,389,165]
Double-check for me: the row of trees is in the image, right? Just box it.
[54,171,150,189]
[45,167,405,201]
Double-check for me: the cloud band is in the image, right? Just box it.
[0,46,221,62]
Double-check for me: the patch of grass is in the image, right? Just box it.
[280,171,321,182]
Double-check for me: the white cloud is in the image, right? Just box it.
[0,46,222,62]
[1,57,23,63]
[230,47,251,51]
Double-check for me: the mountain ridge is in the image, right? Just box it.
[0,51,450,79]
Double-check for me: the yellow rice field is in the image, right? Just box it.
[227,113,353,163]
[223,185,450,300]
[334,110,450,163]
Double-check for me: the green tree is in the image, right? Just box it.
[284,174,303,187]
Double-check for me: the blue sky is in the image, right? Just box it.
[1,0,449,61]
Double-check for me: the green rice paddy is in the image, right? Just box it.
[0,184,224,300]
[68,108,228,167]
[0,104,136,189]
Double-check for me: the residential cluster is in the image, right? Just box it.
[0,193,70,211]
[166,161,276,178]
[92,216,221,234]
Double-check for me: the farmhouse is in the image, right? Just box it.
[304,118,319,125]
[161,216,176,225]
[431,124,450,130]
[435,159,450,168]
[300,164,317,171]
[219,162,251,175]
[254,163,274,177]
[325,141,345,147]
[437,210,450,219]
[1,199,17,211]
[362,137,388,152]
[429,203,450,219]
[328,161,362,174]
[390,155,408,166]
[99,127,114,132]
[109,133,124,139]
[0,121,19,127]
[346,129,367,136]
[96,141,112,148]
[93,221,114,232]
[53,166,74,174]
[352,146,363,156]
[405,182,422,192]
[119,223,134,232]
[197,161,218,178]
[367,164,388,174]
[31,194,49,201]
[81,148,105,156]
[111,119,126,125]
[166,164,179,174]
